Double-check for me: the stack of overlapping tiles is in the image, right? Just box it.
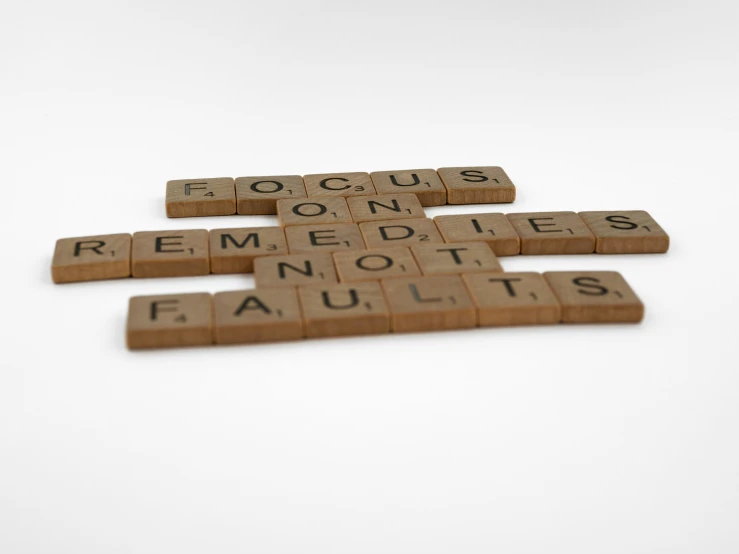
[50,167,669,349]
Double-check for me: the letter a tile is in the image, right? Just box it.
[214,288,304,344]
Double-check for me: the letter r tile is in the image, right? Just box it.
[52,233,132,283]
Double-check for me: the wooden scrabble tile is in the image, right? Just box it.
[433,213,520,256]
[333,247,421,282]
[370,169,447,206]
[298,282,390,338]
[209,227,287,274]
[235,175,307,215]
[253,252,338,288]
[285,223,365,254]
[411,242,503,275]
[347,193,426,223]
[462,272,561,326]
[213,288,304,344]
[303,172,376,198]
[506,212,595,255]
[277,197,352,226]
[166,177,235,217]
[437,166,516,204]
[52,233,131,284]
[127,293,213,349]
[381,275,476,332]
[578,210,670,254]
[359,218,444,249]
[543,271,644,323]
[132,230,210,278]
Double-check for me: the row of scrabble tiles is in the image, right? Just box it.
[51,210,669,283]
[165,167,516,217]
[252,244,502,287]
[127,271,644,349]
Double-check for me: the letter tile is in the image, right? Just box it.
[411,242,502,275]
[381,275,476,332]
[359,218,443,249]
[209,227,287,274]
[578,210,669,254]
[347,193,426,223]
[127,293,213,349]
[277,197,352,226]
[235,175,308,215]
[333,247,421,282]
[132,230,209,277]
[254,252,338,288]
[166,177,235,217]
[506,212,595,255]
[214,288,304,344]
[462,272,561,326]
[437,166,516,204]
[370,169,447,206]
[433,213,520,256]
[52,233,131,284]
[303,172,376,198]
[285,223,365,254]
[298,282,390,338]
[543,271,644,323]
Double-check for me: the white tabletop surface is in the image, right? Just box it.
[2,1,738,552]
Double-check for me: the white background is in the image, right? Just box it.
[2,1,738,552]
